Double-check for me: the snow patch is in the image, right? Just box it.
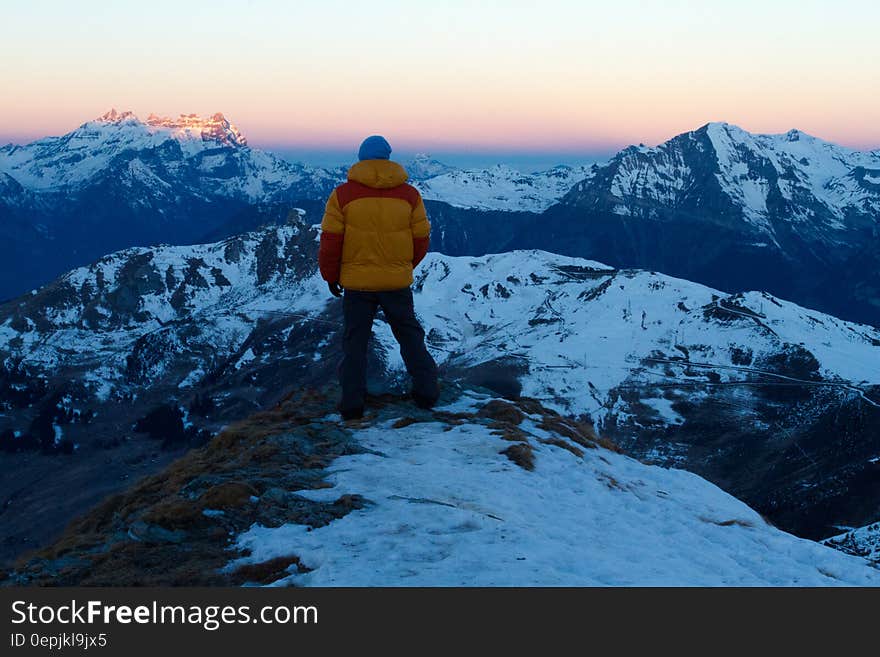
[232,398,879,586]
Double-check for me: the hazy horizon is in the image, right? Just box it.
[0,119,613,171]
[2,116,876,173]
[240,146,614,172]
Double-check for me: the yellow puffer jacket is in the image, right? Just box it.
[318,159,431,291]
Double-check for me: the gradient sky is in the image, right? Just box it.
[1,0,878,163]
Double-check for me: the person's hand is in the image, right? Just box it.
[328,282,344,298]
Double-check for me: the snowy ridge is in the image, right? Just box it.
[0,109,335,200]
[403,251,880,423]
[4,115,877,221]
[92,108,247,147]
[405,153,456,180]
[0,114,596,213]
[9,384,879,586]
[0,225,327,398]
[705,122,880,230]
[413,163,596,213]
[3,231,878,421]
[231,392,880,586]
[824,522,880,566]
[2,225,879,556]
[144,112,248,147]
[572,121,880,238]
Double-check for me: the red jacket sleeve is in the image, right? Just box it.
[412,235,429,268]
[319,232,344,282]
[410,195,430,269]
[319,189,345,282]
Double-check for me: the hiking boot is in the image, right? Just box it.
[340,406,364,421]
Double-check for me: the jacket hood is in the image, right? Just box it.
[347,159,409,189]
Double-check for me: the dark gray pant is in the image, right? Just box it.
[340,287,439,412]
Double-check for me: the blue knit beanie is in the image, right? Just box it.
[358,135,392,161]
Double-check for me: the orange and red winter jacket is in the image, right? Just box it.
[318,159,431,291]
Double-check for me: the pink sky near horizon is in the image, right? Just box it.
[5,99,877,157]
[1,1,878,154]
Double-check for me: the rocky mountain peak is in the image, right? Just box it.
[88,109,248,148]
[145,111,248,147]
[95,108,139,124]
[405,153,456,180]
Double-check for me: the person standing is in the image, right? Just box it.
[318,135,439,420]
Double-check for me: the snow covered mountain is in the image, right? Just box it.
[404,153,457,180]
[401,156,598,257]
[7,386,879,586]
[825,521,880,567]
[412,161,595,213]
[0,109,335,198]
[508,122,880,326]
[5,114,879,327]
[412,251,880,538]
[0,110,339,300]
[1,223,878,565]
[0,112,599,300]
[572,122,880,234]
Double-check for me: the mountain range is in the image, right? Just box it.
[509,122,880,327]
[0,111,585,300]
[2,113,878,329]
[1,111,878,580]
[1,221,878,566]
[0,110,337,300]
